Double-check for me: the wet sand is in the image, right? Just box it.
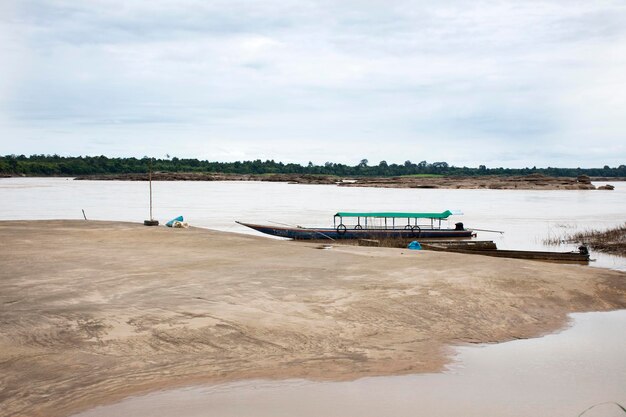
[1,220,625,417]
[71,311,626,417]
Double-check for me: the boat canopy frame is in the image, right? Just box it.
[335,210,453,219]
[333,210,456,230]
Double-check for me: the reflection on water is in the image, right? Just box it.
[1,178,624,270]
[72,310,626,417]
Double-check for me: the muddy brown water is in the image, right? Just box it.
[1,178,624,270]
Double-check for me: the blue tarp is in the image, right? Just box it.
[407,241,422,250]
[166,215,184,227]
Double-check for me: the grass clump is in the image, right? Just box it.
[551,224,626,257]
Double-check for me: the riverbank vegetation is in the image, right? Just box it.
[545,224,626,256]
[1,155,625,178]
[568,224,626,256]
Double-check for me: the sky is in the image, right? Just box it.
[0,0,625,168]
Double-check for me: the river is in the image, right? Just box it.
[1,177,624,270]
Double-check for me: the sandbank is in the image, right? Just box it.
[0,220,624,417]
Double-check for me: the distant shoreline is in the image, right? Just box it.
[66,172,620,190]
[3,172,622,190]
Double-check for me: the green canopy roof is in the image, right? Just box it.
[334,210,454,219]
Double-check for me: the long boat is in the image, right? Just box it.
[421,243,590,263]
[236,210,473,240]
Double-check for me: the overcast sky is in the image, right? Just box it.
[1,0,625,167]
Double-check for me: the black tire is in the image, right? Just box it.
[336,224,347,235]
[144,220,159,226]
[404,225,412,230]
[354,225,363,230]
[412,225,421,237]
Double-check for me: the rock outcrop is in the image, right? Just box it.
[74,173,601,190]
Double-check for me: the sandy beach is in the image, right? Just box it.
[1,220,625,417]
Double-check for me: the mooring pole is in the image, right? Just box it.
[149,165,153,221]
[144,158,159,226]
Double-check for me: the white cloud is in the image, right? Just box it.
[1,0,625,167]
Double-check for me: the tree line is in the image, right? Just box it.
[1,154,625,177]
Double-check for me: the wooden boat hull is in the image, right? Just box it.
[422,245,590,263]
[236,222,473,240]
